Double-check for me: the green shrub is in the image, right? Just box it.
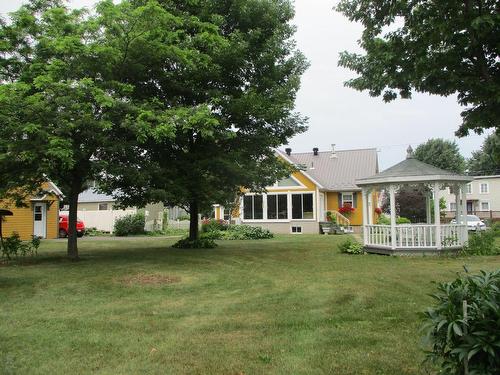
[172,237,217,249]
[338,238,364,254]
[222,225,273,240]
[1,233,40,260]
[462,230,499,256]
[113,213,145,236]
[201,218,228,233]
[200,230,223,240]
[422,269,500,375]
[377,214,391,225]
[492,221,500,236]
[377,215,412,225]
[396,216,411,224]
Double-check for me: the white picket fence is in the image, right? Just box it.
[77,209,137,232]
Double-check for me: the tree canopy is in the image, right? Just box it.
[336,0,500,136]
[101,0,308,241]
[468,133,500,175]
[0,0,163,258]
[414,139,466,174]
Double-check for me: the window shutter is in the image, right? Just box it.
[337,193,342,208]
[353,192,357,208]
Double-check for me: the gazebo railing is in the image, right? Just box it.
[365,224,466,250]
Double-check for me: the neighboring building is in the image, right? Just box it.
[0,181,63,240]
[64,189,164,232]
[214,147,379,234]
[442,175,500,221]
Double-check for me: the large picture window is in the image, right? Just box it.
[292,193,314,219]
[267,194,288,219]
[243,195,263,220]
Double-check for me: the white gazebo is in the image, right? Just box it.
[356,147,473,255]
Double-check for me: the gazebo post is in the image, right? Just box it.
[389,184,397,250]
[426,193,432,224]
[433,182,441,250]
[362,188,368,246]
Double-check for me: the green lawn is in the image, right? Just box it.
[1,235,499,375]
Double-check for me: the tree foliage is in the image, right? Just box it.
[101,0,308,241]
[414,139,466,174]
[0,0,155,258]
[467,133,500,175]
[336,0,500,136]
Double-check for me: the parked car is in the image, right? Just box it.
[450,215,487,231]
[59,214,86,238]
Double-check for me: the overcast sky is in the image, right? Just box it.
[1,0,490,169]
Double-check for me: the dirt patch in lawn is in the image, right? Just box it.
[121,273,181,287]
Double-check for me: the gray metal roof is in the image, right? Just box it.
[284,148,379,191]
[356,157,472,186]
[78,188,115,203]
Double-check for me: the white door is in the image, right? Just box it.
[33,203,47,238]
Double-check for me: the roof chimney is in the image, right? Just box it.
[285,148,292,156]
[313,147,319,156]
[330,144,337,159]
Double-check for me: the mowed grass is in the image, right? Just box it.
[1,235,499,375]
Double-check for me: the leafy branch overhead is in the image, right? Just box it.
[336,0,500,136]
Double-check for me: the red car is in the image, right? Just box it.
[59,214,86,238]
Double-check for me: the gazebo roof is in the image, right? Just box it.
[356,148,472,186]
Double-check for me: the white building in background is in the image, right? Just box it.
[442,175,500,221]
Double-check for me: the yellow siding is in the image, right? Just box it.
[326,192,363,226]
[265,170,317,193]
[0,183,60,240]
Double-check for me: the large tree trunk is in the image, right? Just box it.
[67,190,79,260]
[189,199,199,241]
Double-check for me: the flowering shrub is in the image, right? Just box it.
[201,218,228,233]
[338,203,355,216]
[374,207,382,215]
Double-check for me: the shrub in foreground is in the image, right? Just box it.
[422,269,500,375]
[462,230,499,256]
[338,238,364,254]
[172,237,217,249]
[114,213,145,236]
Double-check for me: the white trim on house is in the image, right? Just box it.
[467,183,472,194]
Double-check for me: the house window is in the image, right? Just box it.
[243,195,263,220]
[98,203,108,211]
[277,177,300,187]
[341,193,354,206]
[466,184,472,194]
[480,183,489,194]
[267,194,288,220]
[291,193,314,219]
[481,202,490,211]
[291,226,302,234]
[450,202,457,211]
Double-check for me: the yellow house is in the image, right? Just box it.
[0,181,63,240]
[214,147,379,234]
